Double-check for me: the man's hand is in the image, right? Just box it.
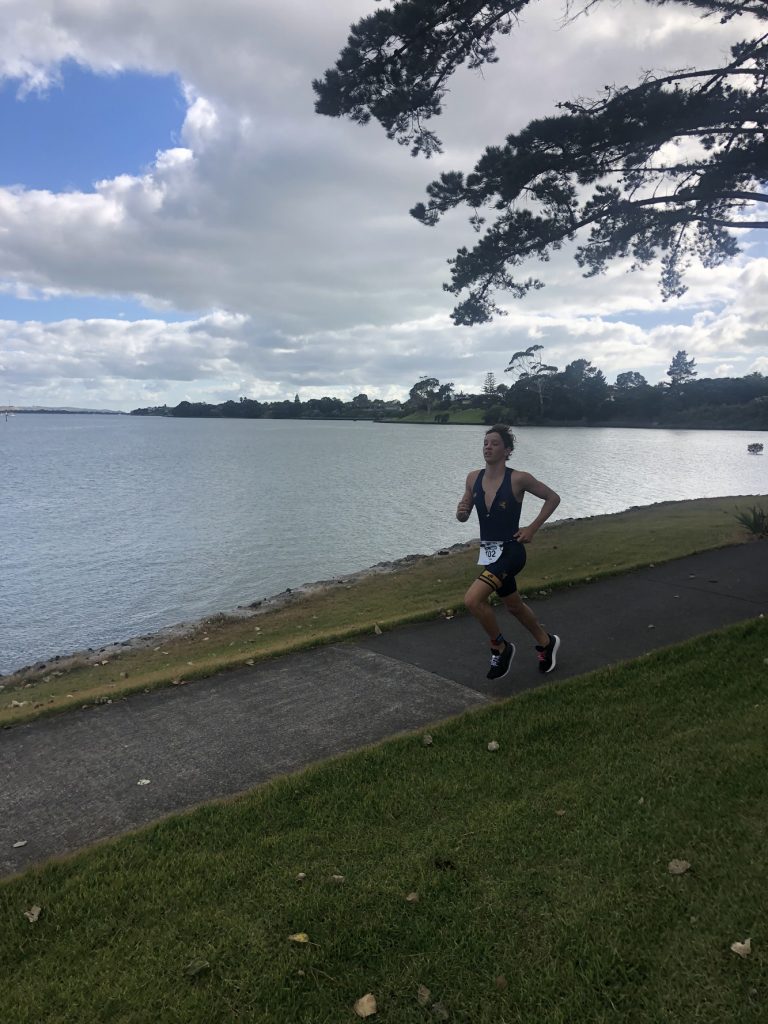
[514,525,537,544]
[456,499,472,523]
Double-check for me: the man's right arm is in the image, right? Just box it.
[456,472,476,522]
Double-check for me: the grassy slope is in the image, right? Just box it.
[1,618,766,1023]
[2,495,764,727]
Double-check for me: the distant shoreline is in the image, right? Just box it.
[2,408,125,415]
[6,409,764,431]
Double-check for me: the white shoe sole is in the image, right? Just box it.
[542,634,560,673]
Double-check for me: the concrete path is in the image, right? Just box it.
[2,543,765,878]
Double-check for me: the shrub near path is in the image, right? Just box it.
[1,618,766,1023]
[2,494,765,727]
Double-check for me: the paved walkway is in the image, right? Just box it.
[2,544,765,878]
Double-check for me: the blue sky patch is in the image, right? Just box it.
[0,292,195,324]
[601,307,723,329]
[0,62,186,192]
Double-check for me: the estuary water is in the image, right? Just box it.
[1,414,765,673]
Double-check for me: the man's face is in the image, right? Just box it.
[483,432,509,464]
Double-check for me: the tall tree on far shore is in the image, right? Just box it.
[314,1,768,324]
[482,371,498,395]
[408,375,441,410]
[505,343,558,416]
[667,349,698,385]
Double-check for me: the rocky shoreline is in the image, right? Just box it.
[3,540,480,683]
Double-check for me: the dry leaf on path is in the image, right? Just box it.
[137,779,151,786]
[354,992,377,1017]
[731,938,752,959]
[373,624,382,635]
[667,859,691,875]
[23,906,42,923]
[417,985,431,1006]
[12,840,28,848]
[288,932,310,944]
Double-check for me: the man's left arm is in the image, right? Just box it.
[514,474,560,544]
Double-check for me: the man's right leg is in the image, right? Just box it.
[464,579,515,680]
[464,578,503,643]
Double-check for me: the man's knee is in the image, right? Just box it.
[465,585,490,614]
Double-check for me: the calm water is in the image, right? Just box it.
[1,415,765,673]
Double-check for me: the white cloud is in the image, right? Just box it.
[0,0,764,406]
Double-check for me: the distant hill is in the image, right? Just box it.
[1,406,125,415]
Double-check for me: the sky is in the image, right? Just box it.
[0,0,766,410]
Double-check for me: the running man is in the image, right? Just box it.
[456,424,561,680]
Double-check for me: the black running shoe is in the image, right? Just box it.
[536,633,560,674]
[486,641,515,680]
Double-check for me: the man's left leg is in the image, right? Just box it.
[502,591,560,673]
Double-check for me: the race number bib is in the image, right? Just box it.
[478,540,503,565]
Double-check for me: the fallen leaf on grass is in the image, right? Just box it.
[487,740,499,752]
[183,958,210,977]
[354,992,377,1017]
[422,734,433,747]
[731,938,752,959]
[288,932,310,944]
[405,892,419,903]
[668,859,691,875]
[23,906,42,923]
[330,874,345,884]
[494,975,508,991]
[296,872,307,883]
[555,809,566,816]
[417,985,431,1006]
[373,624,382,635]
[431,1001,449,1020]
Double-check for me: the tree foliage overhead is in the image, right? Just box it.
[314,0,768,324]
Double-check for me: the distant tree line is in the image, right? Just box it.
[131,350,768,429]
[130,393,401,421]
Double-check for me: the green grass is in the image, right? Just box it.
[2,618,766,1023]
[2,494,764,727]
[396,407,485,423]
